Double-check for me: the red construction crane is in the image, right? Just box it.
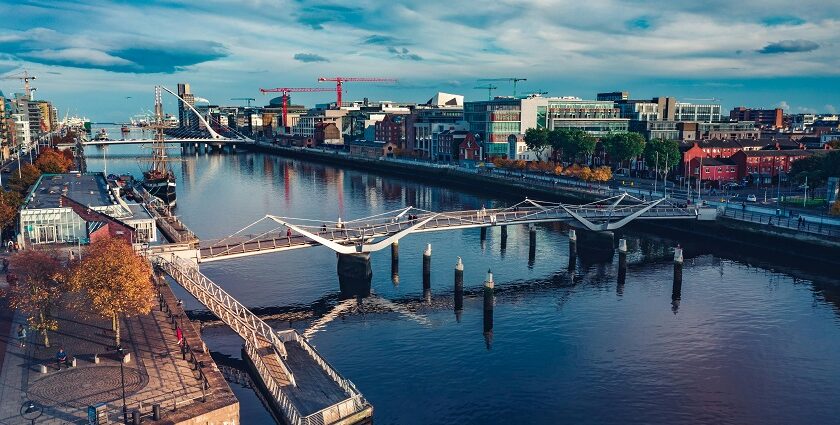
[317,77,397,108]
[259,87,334,128]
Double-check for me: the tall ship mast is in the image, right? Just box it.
[142,86,177,206]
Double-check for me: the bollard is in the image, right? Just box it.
[132,410,140,425]
[422,244,432,292]
[71,358,77,368]
[568,229,577,255]
[454,257,464,319]
[391,241,399,263]
[618,238,627,254]
[673,246,683,287]
[94,354,100,364]
[483,270,495,349]
[480,227,487,241]
[483,269,494,330]
[123,353,131,363]
[40,364,47,374]
[153,404,161,420]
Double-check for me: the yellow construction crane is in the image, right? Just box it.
[1,69,37,99]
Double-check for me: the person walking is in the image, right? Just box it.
[176,327,183,347]
[17,325,26,348]
[286,228,293,246]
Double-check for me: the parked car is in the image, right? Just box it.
[746,194,757,202]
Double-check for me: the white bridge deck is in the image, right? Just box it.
[197,196,714,263]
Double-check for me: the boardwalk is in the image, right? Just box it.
[150,253,372,425]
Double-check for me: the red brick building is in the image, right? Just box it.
[731,149,820,182]
[688,157,738,183]
[374,114,406,149]
[729,107,784,129]
[458,133,481,161]
[679,139,768,176]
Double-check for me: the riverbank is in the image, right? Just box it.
[249,142,840,266]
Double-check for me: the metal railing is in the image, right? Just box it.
[721,208,840,238]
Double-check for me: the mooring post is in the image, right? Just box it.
[528,224,537,267]
[673,246,683,286]
[391,241,399,285]
[568,229,577,271]
[480,227,487,241]
[483,269,495,349]
[423,243,432,295]
[454,257,464,321]
[617,238,628,291]
[500,225,508,241]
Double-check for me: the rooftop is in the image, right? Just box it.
[24,173,112,210]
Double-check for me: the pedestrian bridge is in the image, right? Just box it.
[193,194,715,263]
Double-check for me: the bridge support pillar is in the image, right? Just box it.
[480,227,487,241]
[454,257,464,322]
[617,238,627,293]
[576,230,614,264]
[422,244,432,303]
[500,225,507,252]
[528,225,536,268]
[391,241,399,285]
[483,270,494,349]
[672,246,684,313]
[336,253,372,299]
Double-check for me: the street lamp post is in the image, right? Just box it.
[116,345,127,424]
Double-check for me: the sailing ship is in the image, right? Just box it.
[142,86,176,207]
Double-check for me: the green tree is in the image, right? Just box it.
[790,150,840,186]
[3,249,68,347]
[602,132,646,169]
[547,129,566,163]
[562,129,597,164]
[523,128,550,162]
[643,139,681,175]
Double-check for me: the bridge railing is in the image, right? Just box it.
[243,340,305,425]
[276,330,370,424]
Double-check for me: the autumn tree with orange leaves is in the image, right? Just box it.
[3,249,68,347]
[70,236,154,346]
[34,147,74,174]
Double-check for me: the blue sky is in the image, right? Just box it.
[1,0,839,121]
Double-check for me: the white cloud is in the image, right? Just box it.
[777,101,791,110]
[23,48,134,67]
[825,104,837,114]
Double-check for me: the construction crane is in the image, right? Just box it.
[317,77,397,108]
[231,97,256,107]
[1,69,37,99]
[259,87,334,128]
[473,84,498,101]
[478,77,527,97]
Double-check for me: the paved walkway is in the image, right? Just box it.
[0,292,207,424]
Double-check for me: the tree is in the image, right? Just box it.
[790,151,840,186]
[3,249,67,347]
[602,132,645,169]
[0,189,22,231]
[547,129,566,163]
[643,139,681,176]
[35,147,73,173]
[524,128,550,162]
[8,163,42,194]
[70,237,154,346]
[562,129,597,164]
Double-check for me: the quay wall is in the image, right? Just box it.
[248,143,840,267]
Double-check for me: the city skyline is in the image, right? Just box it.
[1,0,839,121]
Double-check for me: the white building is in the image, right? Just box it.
[675,102,722,122]
[11,113,32,153]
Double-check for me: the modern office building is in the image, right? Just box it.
[674,102,722,122]
[406,95,465,159]
[177,83,196,129]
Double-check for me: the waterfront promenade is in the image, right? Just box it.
[0,277,237,424]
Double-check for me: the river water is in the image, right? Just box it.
[84,140,840,425]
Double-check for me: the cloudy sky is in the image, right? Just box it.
[1,0,838,121]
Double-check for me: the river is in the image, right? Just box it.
[84,138,840,425]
